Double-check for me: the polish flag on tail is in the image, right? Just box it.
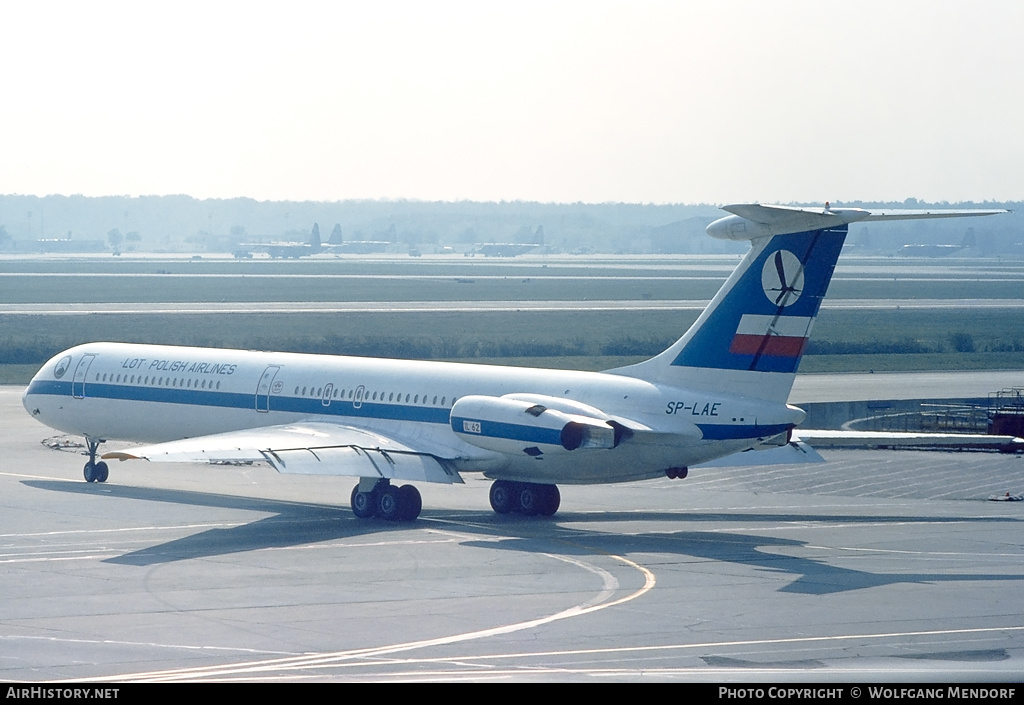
[729,314,814,358]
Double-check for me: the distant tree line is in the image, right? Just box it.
[4,194,1022,254]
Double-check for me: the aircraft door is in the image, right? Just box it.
[72,354,96,399]
[256,365,281,412]
[322,383,334,407]
[353,385,364,409]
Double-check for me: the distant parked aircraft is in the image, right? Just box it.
[476,225,545,257]
[235,223,389,258]
[898,228,976,257]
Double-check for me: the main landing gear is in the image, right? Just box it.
[350,479,422,521]
[83,438,108,483]
[489,480,560,517]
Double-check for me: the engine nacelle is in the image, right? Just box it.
[450,395,617,457]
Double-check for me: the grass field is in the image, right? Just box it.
[3,270,1024,304]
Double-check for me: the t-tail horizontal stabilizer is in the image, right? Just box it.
[708,203,1008,240]
[611,202,1009,404]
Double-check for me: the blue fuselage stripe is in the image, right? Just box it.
[695,423,790,440]
[26,380,786,443]
[25,379,451,425]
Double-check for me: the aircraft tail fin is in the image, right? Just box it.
[610,203,1007,403]
[329,223,343,245]
[961,228,976,249]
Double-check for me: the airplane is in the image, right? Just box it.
[235,223,324,259]
[898,227,976,257]
[22,203,1007,521]
[323,223,391,255]
[475,242,541,257]
[475,225,546,257]
[235,223,390,258]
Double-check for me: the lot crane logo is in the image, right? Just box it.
[53,355,72,379]
[761,249,804,307]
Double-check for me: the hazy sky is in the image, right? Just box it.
[3,1,1022,204]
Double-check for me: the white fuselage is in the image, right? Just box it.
[23,342,802,484]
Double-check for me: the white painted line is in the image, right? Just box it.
[81,549,657,682]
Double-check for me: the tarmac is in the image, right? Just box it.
[2,384,1023,682]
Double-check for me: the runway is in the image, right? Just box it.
[2,385,1023,682]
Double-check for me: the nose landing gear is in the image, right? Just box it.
[83,438,108,483]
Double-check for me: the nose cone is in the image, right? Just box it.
[22,367,42,418]
[23,350,73,420]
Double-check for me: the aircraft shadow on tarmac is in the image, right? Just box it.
[460,531,1024,595]
[22,479,1024,595]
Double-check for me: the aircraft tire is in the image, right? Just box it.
[377,486,402,521]
[489,481,516,514]
[83,462,96,483]
[350,485,377,519]
[539,484,560,516]
[94,461,109,483]
[398,485,422,521]
[517,485,541,516]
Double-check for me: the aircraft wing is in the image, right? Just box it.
[695,440,825,467]
[697,430,1024,468]
[102,422,465,484]
[794,430,1024,452]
